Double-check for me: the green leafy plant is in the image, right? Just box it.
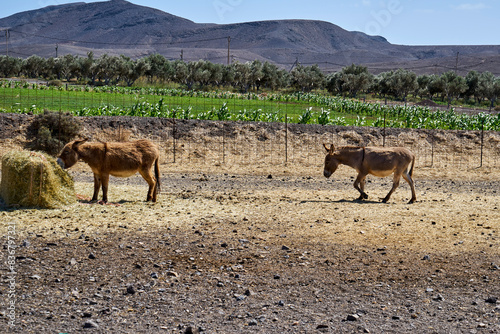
[298,107,313,124]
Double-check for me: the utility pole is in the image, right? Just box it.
[55,44,58,58]
[289,58,299,72]
[5,29,9,56]
[227,36,231,65]
[180,49,183,61]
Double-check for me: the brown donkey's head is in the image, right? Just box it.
[57,138,88,169]
[323,143,339,178]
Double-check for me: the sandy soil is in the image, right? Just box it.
[0,114,499,333]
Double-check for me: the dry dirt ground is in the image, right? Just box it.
[0,114,499,333]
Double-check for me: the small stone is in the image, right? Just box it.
[88,253,96,259]
[267,174,273,179]
[281,245,290,251]
[70,258,78,266]
[83,320,99,329]
[82,312,92,318]
[316,324,329,329]
[30,275,41,280]
[274,274,281,279]
[248,319,258,326]
[166,271,179,277]
[150,272,159,279]
[422,255,431,260]
[485,297,497,304]
[244,289,253,296]
[433,294,444,301]
[346,314,359,321]
[126,285,136,295]
[184,326,200,334]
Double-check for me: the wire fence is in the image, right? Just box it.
[1,82,498,171]
[87,117,500,172]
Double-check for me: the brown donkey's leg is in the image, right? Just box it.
[353,173,369,200]
[139,168,157,202]
[101,173,110,203]
[92,173,101,202]
[402,171,417,204]
[382,173,401,203]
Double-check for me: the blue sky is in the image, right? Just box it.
[1,0,498,45]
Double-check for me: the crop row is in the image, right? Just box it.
[1,82,498,131]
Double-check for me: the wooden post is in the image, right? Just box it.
[480,119,484,167]
[285,112,288,163]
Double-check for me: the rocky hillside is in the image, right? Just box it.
[1,0,500,74]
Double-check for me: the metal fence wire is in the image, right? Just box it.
[96,118,500,171]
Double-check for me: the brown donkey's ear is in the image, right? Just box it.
[323,143,335,154]
[72,138,89,149]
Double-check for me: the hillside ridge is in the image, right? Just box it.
[1,0,499,74]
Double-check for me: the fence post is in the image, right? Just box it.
[383,107,386,147]
[172,111,176,163]
[285,112,288,163]
[222,122,226,165]
[480,119,484,168]
[431,133,434,167]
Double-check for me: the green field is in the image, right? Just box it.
[1,81,499,131]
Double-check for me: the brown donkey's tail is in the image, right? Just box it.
[409,155,415,178]
[155,158,161,194]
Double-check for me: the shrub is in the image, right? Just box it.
[47,80,62,87]
[26,111,82,156]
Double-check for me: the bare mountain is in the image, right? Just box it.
[1,0,499,75]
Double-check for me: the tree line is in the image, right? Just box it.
[0,53,499,109]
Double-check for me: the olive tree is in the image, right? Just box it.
[290,64,325,92]
[117,56,150,86]
[326,64,372,97]
[22,55,46,78]
[438,71,468,107]
[0,56,22,77]
[389,69,417,103]
[464,70,481,104]
[478,71,500,111]
[372,71,393,104]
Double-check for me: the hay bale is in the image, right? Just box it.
[0,151,75,209]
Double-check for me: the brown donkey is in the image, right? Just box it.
[323,144,416,204]
[57,139,161,203]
